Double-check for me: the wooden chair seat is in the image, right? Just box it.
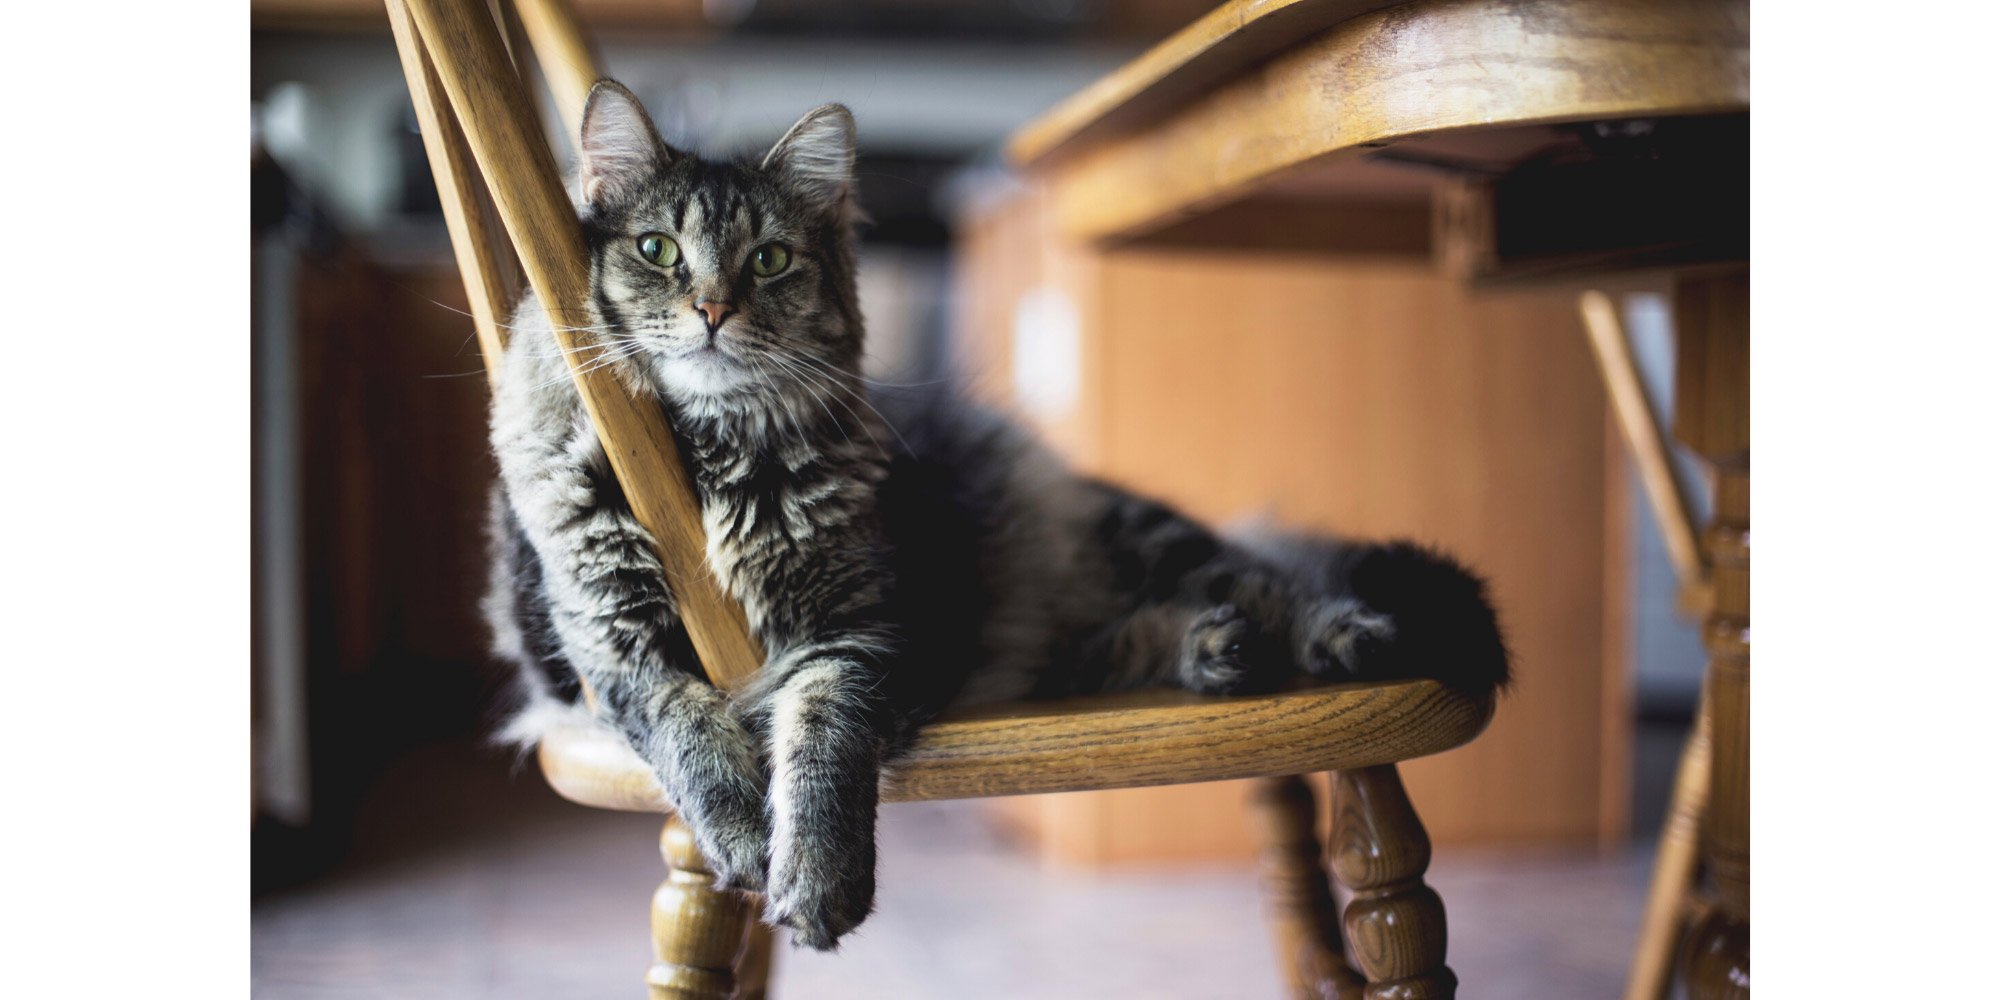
[539,679,1494,811]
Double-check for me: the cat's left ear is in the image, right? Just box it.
[762,104,857,212]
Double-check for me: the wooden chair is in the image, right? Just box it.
[1577,292,1728,1000]
[385,0,1496,996]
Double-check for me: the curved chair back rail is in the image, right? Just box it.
[539,679,1495,811]
[1018,0,1750,244]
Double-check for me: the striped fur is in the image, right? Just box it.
[487,82,1510,951]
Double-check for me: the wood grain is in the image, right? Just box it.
[493,0,546,136]
[1673,269,1748,1000]
[512,0,598,142]
[1624,696,1712,1000]
[1135,197,1432,258]
[1006,0,1409,167]
[1672,272,1751,462]
[257,0,706,31]
[1035,0,1749,243]
[386,0,520,389]
[1253,774,1366,1000]
[1682,479,1747,1000]
[539,680,1494,812]
[1331,766,1456,999]
[648,815,755,1000]
[1580,290,1706,594]
[401,0,765,688]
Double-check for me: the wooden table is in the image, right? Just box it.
[1005,1,1749,997]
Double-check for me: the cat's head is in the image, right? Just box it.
[575,81,863,408]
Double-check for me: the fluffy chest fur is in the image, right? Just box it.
[672,406,891,652]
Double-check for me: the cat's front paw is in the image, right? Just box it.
[692,803,771,894]
[1299,597,1398,680]
[763,833,875,951]
[1180,603,1255,694]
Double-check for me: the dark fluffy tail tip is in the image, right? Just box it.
[1349,541,1513,701]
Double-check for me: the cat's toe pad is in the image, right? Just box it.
[1304,598,1398,678]
[1181,603,1253,694]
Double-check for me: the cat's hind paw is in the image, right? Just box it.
[1299,597,1398,680]
[1179,603,1255,695]
[1314,541,1513,698]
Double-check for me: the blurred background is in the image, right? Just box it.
[252,1,1708,996]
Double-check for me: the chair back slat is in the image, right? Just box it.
[387,0,519,386]
[489,0,546,136]
[511,0,600,143]
[388,0,768,689]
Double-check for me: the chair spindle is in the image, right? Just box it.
[650,816,758,1000]
[1253,774,1366,1000]
[1330,765,1456,1000]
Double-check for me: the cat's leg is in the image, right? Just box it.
[1096,532,1513,700]
[498,402,771,890]
[739,637,889,950]
[1096,602,1256,694]
[601,669,771,893]
[1176,603,1265,694]
[1090,584,1311,696]
[1294,594,1400,681]
[1085,493,1296,694]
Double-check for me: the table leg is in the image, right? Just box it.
[1684,464,1749,999]
[1671,272,1750,999]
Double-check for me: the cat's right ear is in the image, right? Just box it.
[579,81,675,206]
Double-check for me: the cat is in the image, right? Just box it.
[486,80,1510,951]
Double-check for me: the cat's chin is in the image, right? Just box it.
[658,349,758,402]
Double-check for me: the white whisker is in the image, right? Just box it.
[774,347,914,457]
[526,342,651,392]
[763,352,853,447]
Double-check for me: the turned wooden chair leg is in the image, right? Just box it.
[1329,765,1456,1000]
[1624,696,1713,1000]
[1252,775,1366,1000]
[649,815,756,1000]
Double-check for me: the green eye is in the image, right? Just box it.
[750,244,791,277]
[637,233,679,267]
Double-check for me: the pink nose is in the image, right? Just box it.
[694,299,734,332]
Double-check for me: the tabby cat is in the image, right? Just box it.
[487,80,1510,950]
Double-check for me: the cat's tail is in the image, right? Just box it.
[1338,540,1514,700]
[1230,523,1512,700]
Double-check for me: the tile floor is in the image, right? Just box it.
[253,742,1659,999]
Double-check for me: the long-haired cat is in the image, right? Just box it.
[487,80,1510,950]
